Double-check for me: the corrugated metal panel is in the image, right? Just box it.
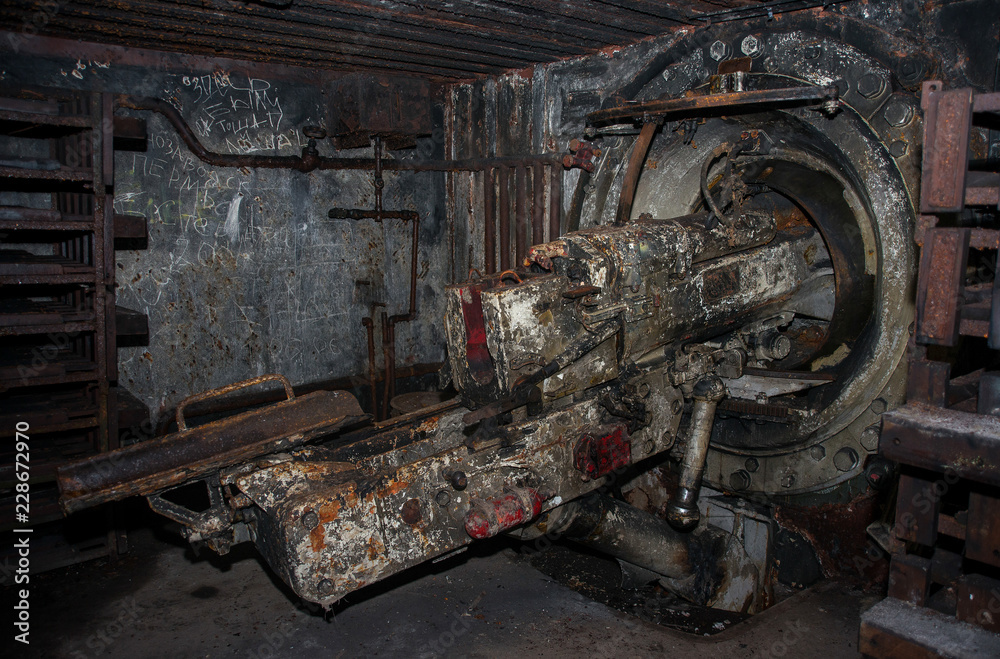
[0,0,846,80]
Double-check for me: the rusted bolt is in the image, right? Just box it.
[889,141,908,158]
[781,473,796,488]
[450,471,468,491]
[884,101,914,127]
[301,511,319,530]
[809,445,826,461]
[857,73,886,99]
[317,579,335,596]
[435,490,451,507]
[729,469,751,491]
[869,398,888,414]
[803,45,822,60]
[401,498,422,524]
[744,457,759,473]
[860,425,880,451]
[709,40,730,61]
[670,399,682,415]
[645,439,656,454]
[896,58,925,85]
[638,383,651,398]
[833,447,860,472]
[741,35,763,58]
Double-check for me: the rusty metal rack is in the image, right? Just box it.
[860,82,1000,657]
[0,86,150,570]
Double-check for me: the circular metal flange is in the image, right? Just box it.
[576,30,919,497]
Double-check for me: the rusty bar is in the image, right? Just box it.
[905,360,951,407]
[329,209,418,220]
[175,374,294,430]
[515,165,527,263]
[549,163,562,241]
[965,491,1000,568]
[119,96,559,173]
[880,404,1000,487]
[385,216,422,409]
[498,166,511,271]
[915,228,970,346]
[887,554,931,605]
[380,311,392,421]
[57,390,366,513]
[957,575,1000,633]
[614,121,658,226]
[895,473,940,546]
[920,82,974,213]
[484,167,496,274]
[362,318,379,419]
[973,92,1000,113]
[588,85,838,125]
[532,162,545,246]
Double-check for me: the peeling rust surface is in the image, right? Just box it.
[58,387,365,513]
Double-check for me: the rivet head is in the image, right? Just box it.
[450,471,468,491]
[741,35,763,58]
[730,469,752,491]
[857,73,886,99]
[709,40,730,61]
[884,101,914,127]
[435,490,451,506]
[401,498,422,524]
[860,426,880,452]
[869,398,888,414]
[301,511,319,530]
[834,447,860,472]
[317,579,335,596]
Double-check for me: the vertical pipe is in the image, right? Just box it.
[484,167,496,274]
[665,376,726,531]
[515,165,527,264]
[498,166,511,271]
[362,317,378,420]
[380,311,391,420]
[549,164,562,241]
[532,162,545,246]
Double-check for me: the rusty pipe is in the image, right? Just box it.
[380,310,391,420]
[484,167,496,273]
[532,162,545,245]
[614,120,659,226]
[362,316,379,420]
[385,215,421,412]
[118,96,560,172]
[515,165,527,263]
[498,166,511,271]
[666,376,727,531]
[549,163,562,241]
[540,494,729,603]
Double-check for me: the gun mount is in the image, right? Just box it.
[57,45,917,616]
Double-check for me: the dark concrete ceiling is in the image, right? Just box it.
[0,1,845,81]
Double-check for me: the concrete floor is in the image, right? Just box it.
[9,518,871,658]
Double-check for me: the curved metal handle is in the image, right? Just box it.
[175,374,294,431]
[498,270,523,285]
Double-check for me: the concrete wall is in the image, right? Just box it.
[1,46,448,422]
